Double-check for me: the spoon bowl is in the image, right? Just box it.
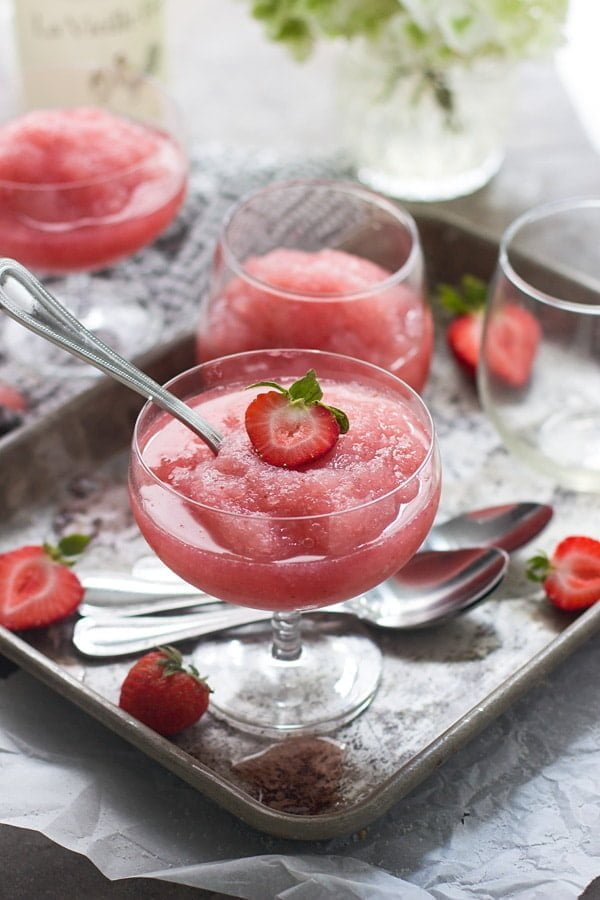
[73,546,509,657]
[422,501,553,553]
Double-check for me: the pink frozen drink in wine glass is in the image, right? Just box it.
[129,349,441,735]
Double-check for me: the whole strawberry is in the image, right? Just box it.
[119,645,211,736]
[527,535,600,611]
[0,534,90,630]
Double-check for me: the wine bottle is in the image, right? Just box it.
[12,0,166,109]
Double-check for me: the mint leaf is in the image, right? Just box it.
[58,533,92,558]
[246,380,288,395]
[288,369,323,404]
[325,404,350,434]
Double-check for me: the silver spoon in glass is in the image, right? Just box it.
[0,258,223,453]
[73,545,509,657]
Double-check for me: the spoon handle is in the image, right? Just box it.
[81,572,204,602]
[0,258,222,453]
[73,607,273,657]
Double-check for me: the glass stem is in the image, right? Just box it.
[271,611,302,661]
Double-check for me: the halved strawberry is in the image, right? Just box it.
[438,275,540,387]
[446,313,482,378]
[0,381,27,413]
[0,380,27,437]
[244,369,349,468]
[527,535,600,611]
[0,534,90,630]
[485,305,541,388]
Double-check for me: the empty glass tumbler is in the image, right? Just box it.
[478,198,600,492]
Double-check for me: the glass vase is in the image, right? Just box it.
[336,48,516,202]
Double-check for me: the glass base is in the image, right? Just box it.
[484,401,600,493]
[357,149,504,203]
[1,273,162,378]
[195,615,382,738]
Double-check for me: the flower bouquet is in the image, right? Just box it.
[244,0,569,199]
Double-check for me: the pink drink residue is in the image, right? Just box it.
[130,379,440,611]
[198,248,433,392]
[0,107,186,272]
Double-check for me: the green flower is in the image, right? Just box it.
[245,0,568,65]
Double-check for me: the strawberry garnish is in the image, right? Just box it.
[119,645,211,736]
[244,369,349,468]
[438,274,540,387]
[0,534,90,630]
[527,535,600,611]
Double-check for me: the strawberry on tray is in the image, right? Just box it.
[119,645,212,736]
[0,534,90,630]
[527,536,600,612]
[438,274,540,387]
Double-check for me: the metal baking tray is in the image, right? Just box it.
[1,212,598,840]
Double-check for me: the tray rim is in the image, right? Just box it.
[0,209,594,840]
[2,601,600,841]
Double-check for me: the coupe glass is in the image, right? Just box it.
[0,66,187,374]
[478,197,600,492]
[129,349,441,736]
[197,179,433,394]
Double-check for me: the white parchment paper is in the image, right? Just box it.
[2,626,600,899]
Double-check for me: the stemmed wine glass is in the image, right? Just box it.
[197,179,433,393]
[0,65,187,376]
[129,348,441,736]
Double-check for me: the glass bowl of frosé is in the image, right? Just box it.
[0,68,187,368]
[0,73,187,273]
[197,179,433,394]
[129,348,441,736]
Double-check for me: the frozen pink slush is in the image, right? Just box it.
[198,248,433,392]
[130,377,440,611]
[0,107,186,272]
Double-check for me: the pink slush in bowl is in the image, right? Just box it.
[197,180,433,393]
[0,104,187,273]
[129,349,441,613]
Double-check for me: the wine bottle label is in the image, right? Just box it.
[13,0,166,109]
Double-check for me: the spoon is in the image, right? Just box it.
[78,501,552,610]
[73,546,509,656]
[0,259,223,453]
[421,501,553,554]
